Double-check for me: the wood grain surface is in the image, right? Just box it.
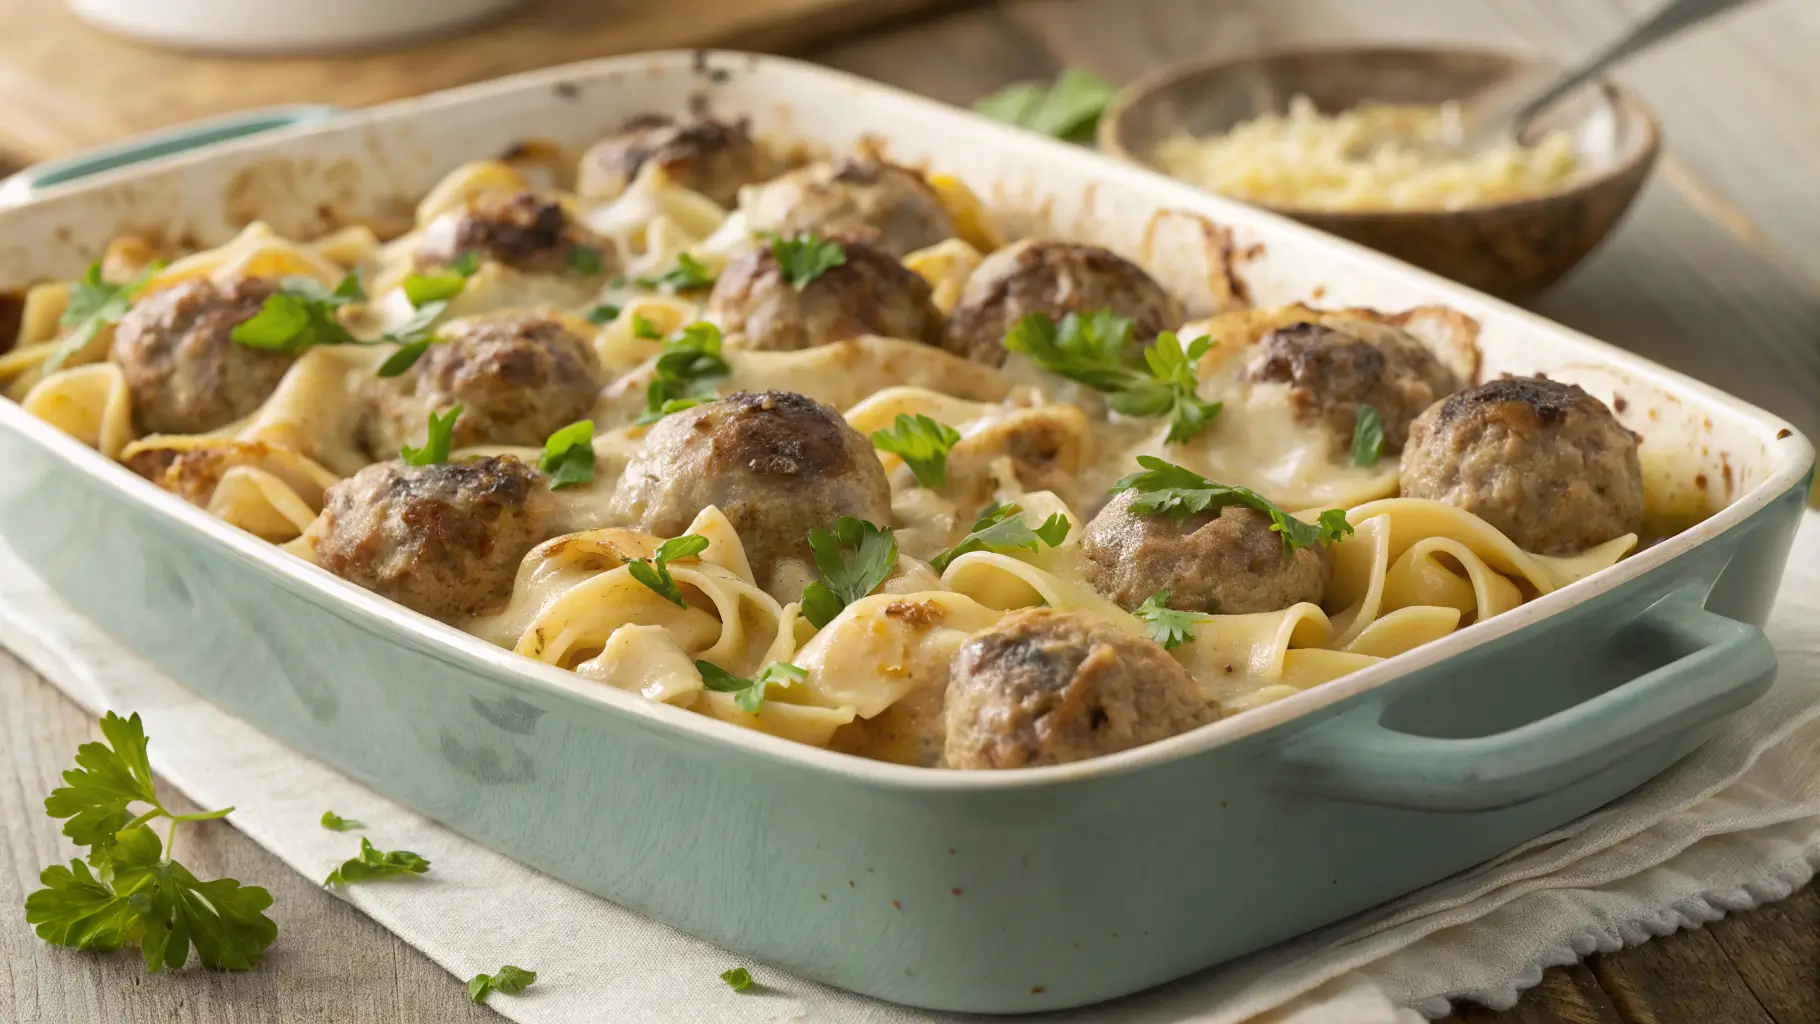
[6,1,1820,1022]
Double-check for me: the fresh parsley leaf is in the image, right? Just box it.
[1109,456,1354,554]
[1004,313,1219,443]
[332,268,367,302]
[468,964,537,1003]
[636,252,716,292]
[230,278,361,355]
[130,857,278,973]
[770,232,847,290]
[1111,331,1222,443]
[871,414,961,489]
[1352,404,1384,467]
[632,314,663,340]
[566,244,607,277]
[320,811,364,832]
[627,534,710,608]
[401,271,466,308]
[698,661,807,713]
[323,837,431,887]
[929,501,1070,573]
[974,68,1117,143]
[373,299,451,377]
[637,322,730,425]
[721,966,757,992]
[585,303,622,325]
[800,517,898,628]
[376,339,433,377]
[43,710,157,849]
[1133,590,1213,650]
[45,261,166,373]
[539,420,595,489]
[449,250,481,277]
[400,405,461,466]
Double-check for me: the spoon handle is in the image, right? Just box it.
[1512,0,1762,135]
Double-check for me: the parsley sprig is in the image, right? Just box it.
[469,964,538,1004]
[538,420,595,489]
[1352,404,1384,467]
[323,837,431,886]
[229,272,365,354]
[637,322,730,425]
[800,516,898,628]
[1110,456,1353,554]
[627,534,710,607]
[974,69,1117,143]
[378,254,480,375]
[697,661,807,713]
[45,260,167,373]
[1003,312,1220,443]
[770,232,847,290]
[636,252,716,292]
[23,711,277,974]
[930,501,1070,572]
[400,405,461,466]
[870,414,961,489]
[1133,589,1213,650]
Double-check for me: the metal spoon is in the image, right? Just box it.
[1451,0,1763,153]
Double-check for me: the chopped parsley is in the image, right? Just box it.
[697,661,807,713]
[770,232,847,290]
[1351,404,1384,467]
[627,534,710,607]
[632,314,663,340]
[973,69,1117,144]
[636,252,716,292]
[800,516,898,628]
[538,420,595,489]
[45,260,167,373]
[929,501,1070,573]
[23,711,276,974]
[566,244,608,277]
[319,811,364,832]
[870,413,961,489]
[637,322,730,425]
[468,965,537,1004]
[1003,312,1219,443]
[229,273,366,354]
[399,405,461,466]
[323,837,431,887]
[400,252,477,308]
[585,303,622,325]
[1109,456,1353,554]
[721,966,757,992]
[1133,590,1212,650]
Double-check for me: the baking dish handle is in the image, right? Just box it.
[0,105,342,207]
[1271,589,1776,812]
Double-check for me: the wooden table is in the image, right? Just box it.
[6,2,1820,1021]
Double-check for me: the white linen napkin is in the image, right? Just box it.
[5,510,1820,1023]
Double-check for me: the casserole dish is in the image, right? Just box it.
[0,51,1809,1013]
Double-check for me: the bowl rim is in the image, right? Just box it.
[1098,43,1664,219]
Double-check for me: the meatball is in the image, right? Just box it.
[943,608,1213,769]
[416,190,614,277]
[363,312,604,457]
[708,234,944,351]
[311,456,552,622]
[1399,376,1644,555]
[1245,319,1463,457]
[744,157,955,258]
[110,275,297,435]
[607,390,891,589]
[944,239,1186,367]
[1079,489,1331,615]
[577,114,780,207]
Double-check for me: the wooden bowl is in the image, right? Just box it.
[1099,47,1662,301]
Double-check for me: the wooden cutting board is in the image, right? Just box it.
[0,0,966,165]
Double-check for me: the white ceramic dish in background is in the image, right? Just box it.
[69,0,528,54]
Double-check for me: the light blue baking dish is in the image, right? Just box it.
[0,52,1810,1014]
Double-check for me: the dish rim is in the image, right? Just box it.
[1098,43,1664,219]
[0,48,1808,792]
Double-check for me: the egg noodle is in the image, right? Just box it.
[2,143,1637,768]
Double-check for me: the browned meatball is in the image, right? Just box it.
[577,114,781,207]
[363,312,604,457]
[744,157,955,258]
[1079,489,1330,615]
[1245,319,1463,457]
[109,276,296,435]
[416,191,615,277]
[1400,376,1644,555]
[312,456,553,622]
[943,608,1213,769]
[709,235,944,351]
[607,391,891,588]
[944,239,1186,367]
